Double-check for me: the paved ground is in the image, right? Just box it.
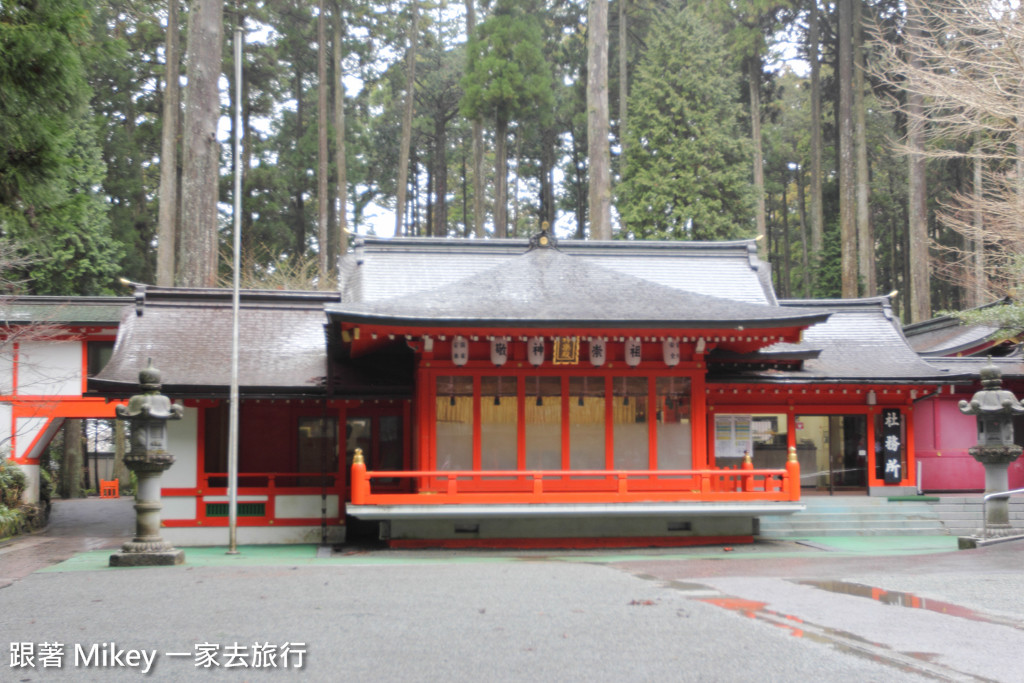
[0,498,134,589]
[3,499,1024,681]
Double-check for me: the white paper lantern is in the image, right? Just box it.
[490,337,509,366]
[663,337,680,367]
[589,338,606,366]
[452,335,469,366]
[527,336,545,367]
[625,337,642,367]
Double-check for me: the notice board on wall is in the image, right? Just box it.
[715,415,752,459]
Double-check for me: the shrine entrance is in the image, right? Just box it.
[796,415,869,491]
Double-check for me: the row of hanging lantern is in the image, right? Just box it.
[450,335,687,367]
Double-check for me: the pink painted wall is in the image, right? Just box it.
[915,396,1024,492]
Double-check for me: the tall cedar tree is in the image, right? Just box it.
[178,0,223,287]
[0,0,89,204]
[460,0,553,238]
[0,0,122,295]
[618,4,753,240]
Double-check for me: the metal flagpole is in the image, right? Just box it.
[227,13,244,555]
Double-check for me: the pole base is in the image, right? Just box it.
[109,549,185,567]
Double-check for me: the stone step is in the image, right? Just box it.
[758,496,1024,538]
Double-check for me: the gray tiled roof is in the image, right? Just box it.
[340,236,776,305]
[714,298,966,382]
[924,356,1024,380]
[329,245,824,330]
[902,300,1010,356]
[89,288,337,396]
[1,296,131,326]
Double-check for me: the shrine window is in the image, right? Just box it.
[524,376,562,469]
[436,375,473,470]
[431,371,695,473]
[656,377,692,470]
[613,376,648,469]
[569,376,605,470]
[481,375,518,470]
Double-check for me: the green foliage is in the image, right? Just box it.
[86,1,167,285]
[955,300,1024,335]
[460,0,554,130]
[0,0,91,205]
[39,467,53,505]
[0,503,27,539]
[0,115,123,295]
[618,4,754,240]
[812,221,843,299]
[0,1,125,295]
[0,456,27,508]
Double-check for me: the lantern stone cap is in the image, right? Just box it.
[959,358,1024,416]
[116,360,184,421]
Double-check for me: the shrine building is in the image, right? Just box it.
[73,231,967,547]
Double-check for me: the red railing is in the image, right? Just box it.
[198,472,339,493]
[350,456,800,506]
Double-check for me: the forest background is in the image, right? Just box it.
[0,0,1018,326]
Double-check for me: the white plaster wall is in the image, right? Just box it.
[0,403,11,455]
[17,341,82,396]
[162,496,197,521]
[0,353,14,395]
[162,524,345,547]
[162,407,197,488]
[275,494,339,519]
[15,416,50,460]
[18,464,39,504]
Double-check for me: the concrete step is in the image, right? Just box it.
[758,496,1024,538]
[758,497,946,538]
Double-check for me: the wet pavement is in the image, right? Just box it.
[3,501,1024,680]
[0,497,134,589]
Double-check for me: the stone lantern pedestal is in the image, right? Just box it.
[110,361,185,567]
[958,360,1024,539]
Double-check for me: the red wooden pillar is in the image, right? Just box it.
[561,375,571,470]
[647,376,657,470]
[691,367,708,469]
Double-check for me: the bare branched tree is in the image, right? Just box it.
[872,0,1024,309]
[0,241,66,366]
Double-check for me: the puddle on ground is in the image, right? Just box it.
[797,580,1024,631]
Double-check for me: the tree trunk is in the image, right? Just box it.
[587,0,611,240]
[796,163,811,297]
[540,126,555,226]
[809,0,824,271]
[465,0,485,238]
[513,128,521,236]
[294,64,306,257]
[395,1,418,238]
[112,419,128,488]
[317,0,329,278]
[971,153,984,307]
[838,0,858,298]
[781,187,792,298]
[494,115,508,238]
[179,0,223,287]
[434,117,448,237]
[333,4,348,261]
[156,0,181,287]
[618,0,628,169]
[747,51,766,249]
[906,6,930,322]
[63,419,83,499]
[853,0,875,296]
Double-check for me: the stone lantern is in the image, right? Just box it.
[958,360,1024,536]
[109,360,185,567]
